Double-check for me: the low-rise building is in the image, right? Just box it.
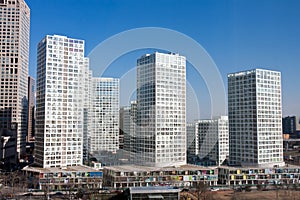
[103,164,218,188]
[126,186,180,200]
[23,165,103,191]
[218,165,300,186]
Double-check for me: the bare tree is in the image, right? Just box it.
[194,181,214,200]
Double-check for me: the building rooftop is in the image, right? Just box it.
[219,164,300,170]
[129,186,180,194]
[23,165,101,173]
[104,164,217,172]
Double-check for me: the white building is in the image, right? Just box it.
[228,69,284,167]
[35,35,86,168]
[82,58,92,162]
[186,123,199,158]
[0,0,30,157]
[196,116,229,166]
[121,101,137,162]
[88,77,119,154]
[136,52,186,167]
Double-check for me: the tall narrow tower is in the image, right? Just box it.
[0,0,30,157]
[27,76,35,142]
[88,77,119,154]
[35,35,85,168]
[136,52,186,167]
[228,69,284,167]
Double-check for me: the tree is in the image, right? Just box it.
[194,181,214,200]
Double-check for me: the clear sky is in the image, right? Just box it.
[26,0,300,120]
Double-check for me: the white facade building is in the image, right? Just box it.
[82,58,92,162]
[0,0,30,157]
[88,77,119,154]
[197,116,229,166]
[136,52,186,167]
[35,35,85,168]
[186,123,199,158]
[228,69,284,167]
[121,101,137,161]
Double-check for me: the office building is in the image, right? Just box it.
[82,58,91,162]
[282,116,300,135]
[119,106,130,150]
[88,77,119,154]
[228,69,284,167]
[186,123,199,159]
[0,0,30,157]
[35,35,85,168]
[0,122,17,171]
[128,100,137,163]
[27,76,35,142]
[197,116,229,166]
[136,52,186,167]
[122,101,137,157]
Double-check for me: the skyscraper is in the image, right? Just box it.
[196,116,229,166]
[82,58,91,162]
[186,122,199,161]
[136,52,186,167]
[282,116,300,135]
[119,106,130,150]
[35,35,85,168]
[0,0,30,157]
[88,77,119,154]
[121,100,137,160]
[228,69,284,167]
[27,76,35,142]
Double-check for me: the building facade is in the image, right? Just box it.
[88,77,119,154]
[82,58,91,162]
[23,165,103,192]
[122,101,137,158]
[103,164,218,188]
[197,116,229,166]
[228,69,284,167]
[27,76,35,142]
[35,35,86,168]
[282,116,300,135]
[0,122,17,171]
[136,52,186,167]
[0,0,30,157]
[120,106,130,150]
[218,165,300,186]
[186,123,199,159]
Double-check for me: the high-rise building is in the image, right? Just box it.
[122,100,138,163]
[228,69,284,167]
[121,100,137,159]
[88,77,119,154]
[136,52,186,167]
[0,122,17,171]
[82,58,91,162]
[282,116,300,135]
[0,0,30,157]
[27,76,35,142]
[196,116,229,166]
[186,123,198,159]
[35,35,86,168]
[119,106,130,150]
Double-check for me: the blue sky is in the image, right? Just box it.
[27,0,300,120]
